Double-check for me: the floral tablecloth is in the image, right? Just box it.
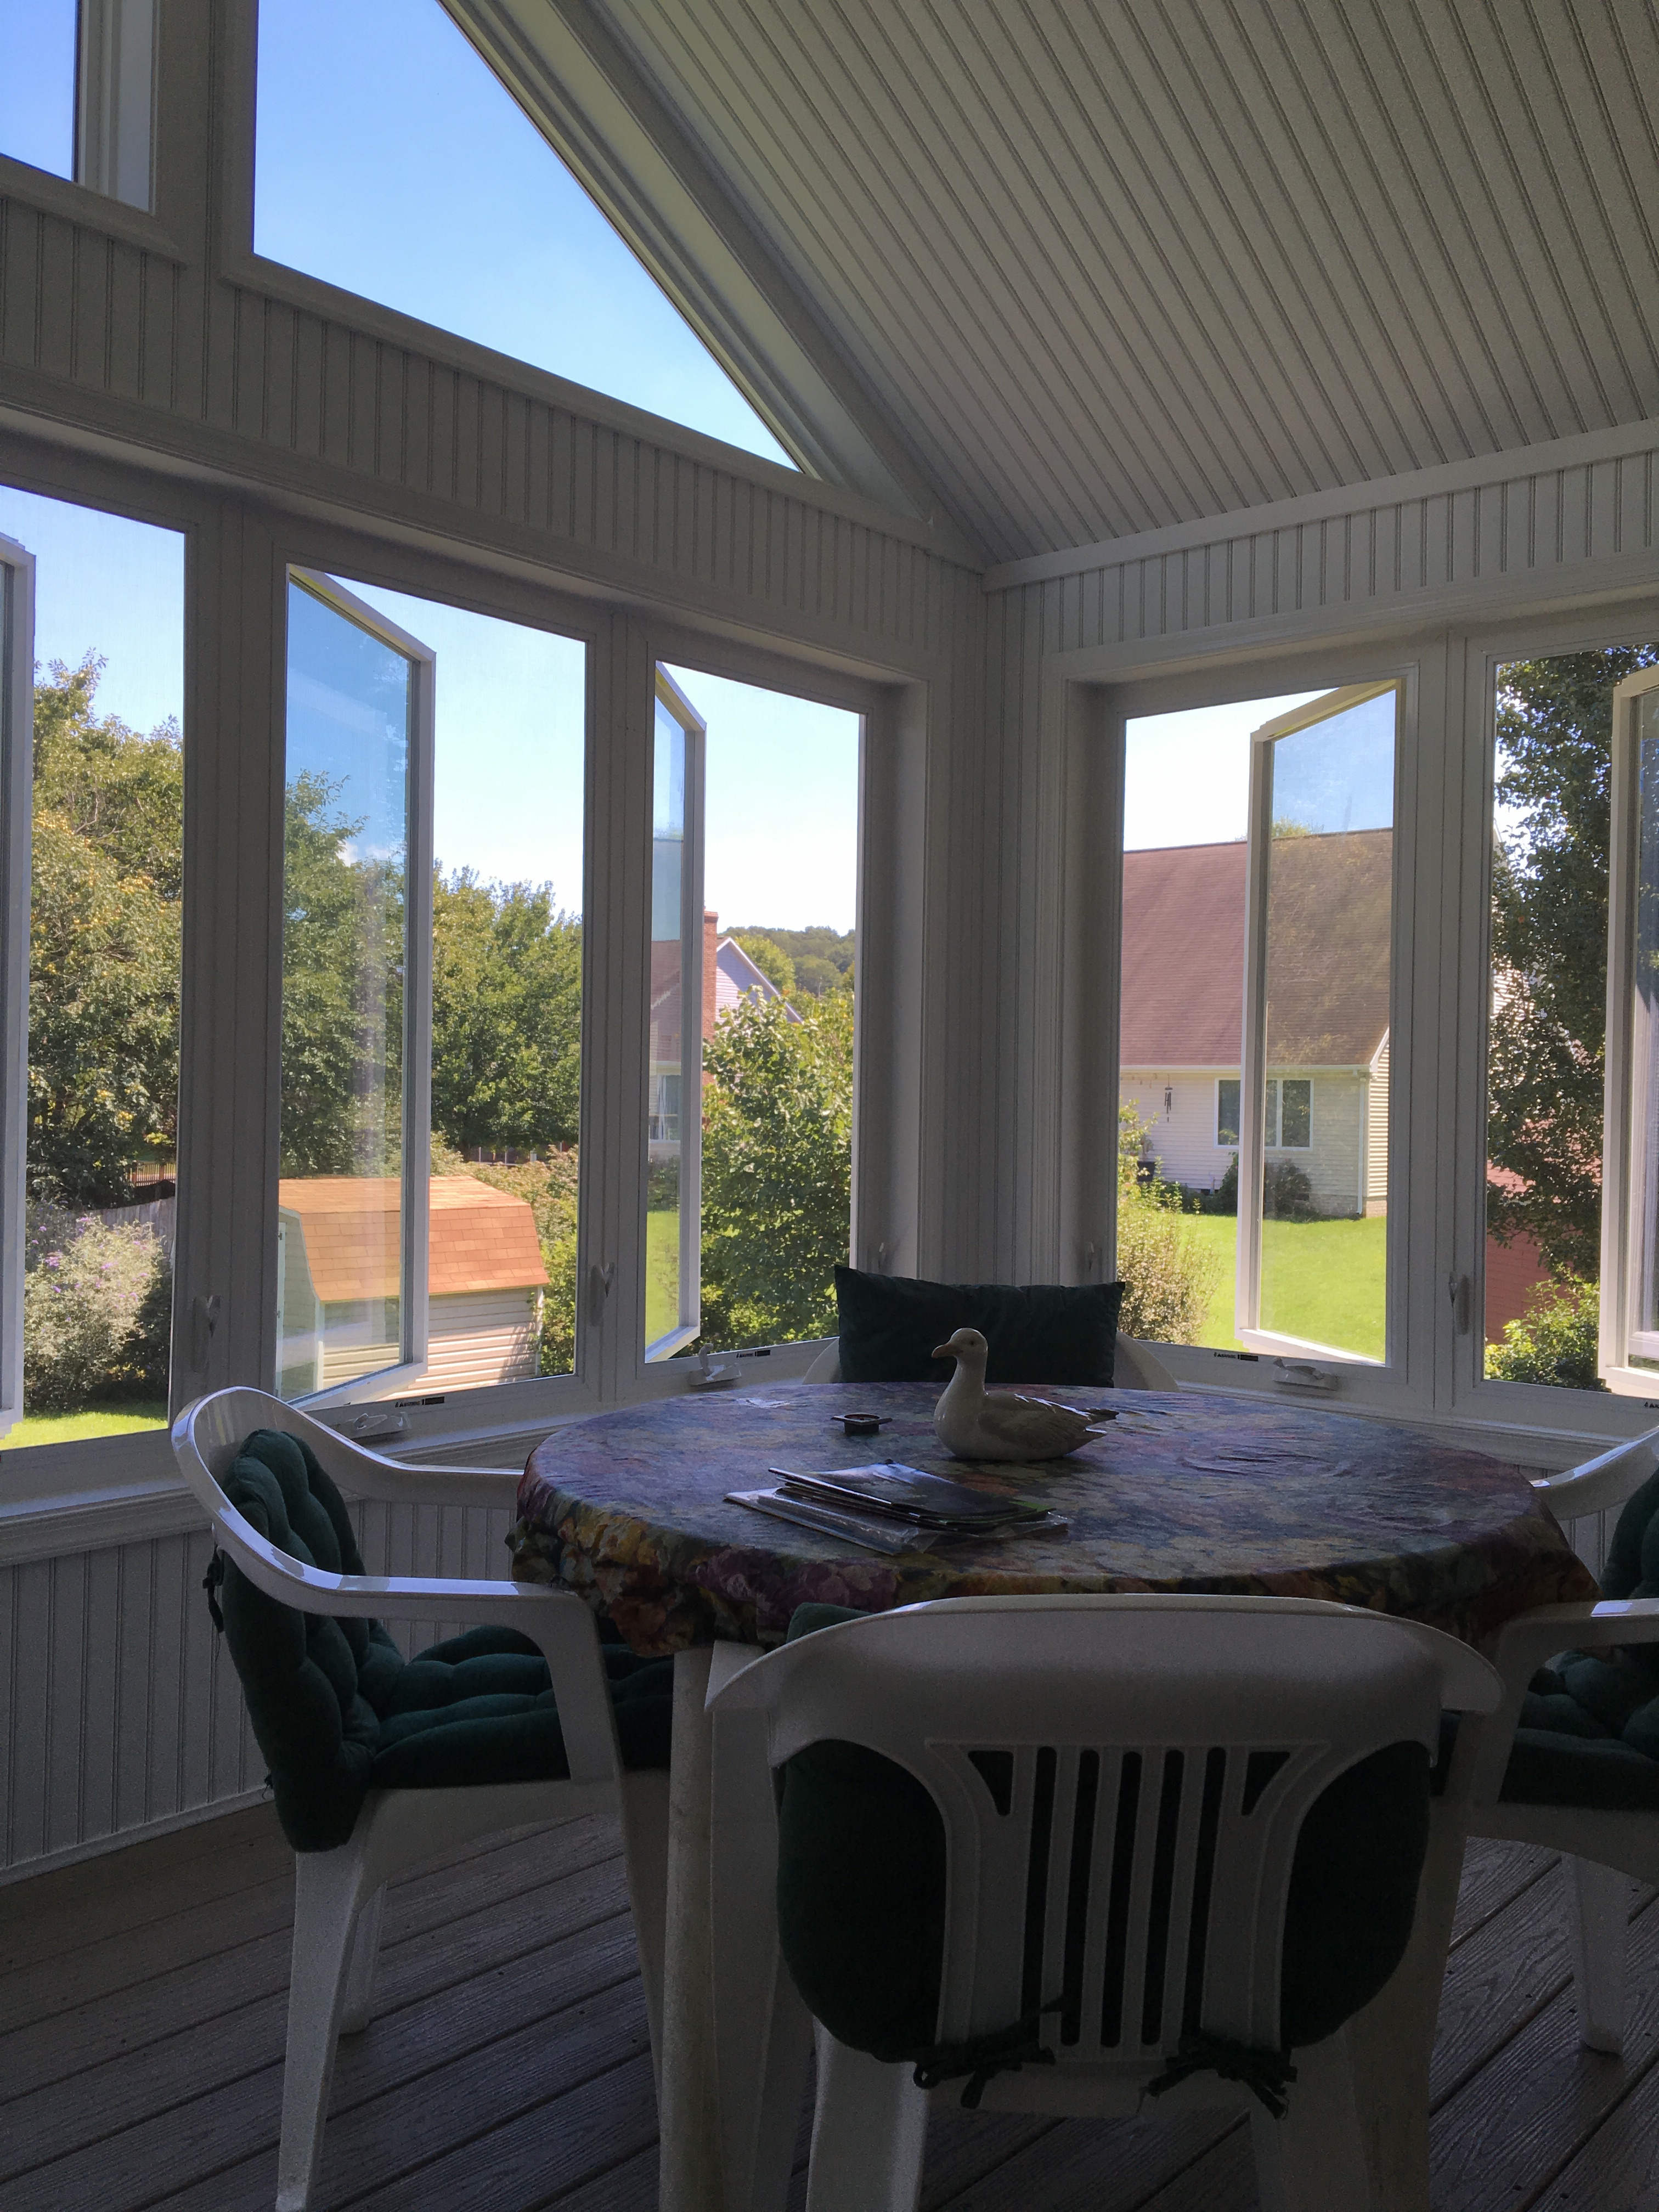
[509,1381,1597,1656]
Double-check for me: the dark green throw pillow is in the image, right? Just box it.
[834,1267,1125,1387]
[774,1603,1429,2061]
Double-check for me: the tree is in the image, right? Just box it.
[698,990,853,1347]
[1115,1107,1221,1342]
[1487,648,1659,1277]
[729,929,794,998]
[431,870,582,1154]
[27,660,182,1207]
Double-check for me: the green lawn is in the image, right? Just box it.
[10,1401,168,1448]
[1180,1213,1388,1362]
[646,1207,682,1346]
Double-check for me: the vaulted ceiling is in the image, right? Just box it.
[465,2,1659,568]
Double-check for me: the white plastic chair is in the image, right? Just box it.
[173,1388,670,2212]
[800,1332,1178,1390]
[1469,1423,1659,2055]
[707,1593,1499,2212]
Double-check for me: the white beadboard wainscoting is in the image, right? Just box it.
[0,1489,1609,1882]
[0,1496,516,1880]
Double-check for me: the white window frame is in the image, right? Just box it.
[645,665,706,1363]
[1597,663,1659,1395]
[76,0,159,210]
[1235,680,1401,1367]
[278,567,436,1409]
[0,533,35,1443]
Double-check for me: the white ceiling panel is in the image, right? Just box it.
[522,1,1659,564]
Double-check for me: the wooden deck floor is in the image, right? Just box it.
[3,1805,1658,2210]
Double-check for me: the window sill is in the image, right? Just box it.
[0,1339,830,1565]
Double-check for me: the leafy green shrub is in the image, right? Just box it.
[1485,1274,1603,1390]
[1115,1110,1223,1344]
[1265,1160,1316,1219]
[22,1205,171,1410]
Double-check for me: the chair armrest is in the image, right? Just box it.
[1531,1429,1659,1519]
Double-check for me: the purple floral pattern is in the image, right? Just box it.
[509,1383,1598,1655]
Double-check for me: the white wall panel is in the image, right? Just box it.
[0,1499,517,1878]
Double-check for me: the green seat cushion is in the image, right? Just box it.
[834,1267,1126,1387]
[214,1427,671,1851]
[1501,1464,1659,1813]
[775,1603,1429,2062]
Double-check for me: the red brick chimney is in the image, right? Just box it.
[703,910,719,1040]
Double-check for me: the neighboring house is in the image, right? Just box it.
[1119,835,1391,1219]
[648,909,796,1154]
[276,1173,548,1398]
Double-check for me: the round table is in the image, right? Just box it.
[510,1380,1596,1649]
[510,1381,1597,2212]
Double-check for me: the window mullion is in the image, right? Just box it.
[0,534,35,1435]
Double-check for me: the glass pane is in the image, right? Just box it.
[0,482,184,1445]
[277,580,414,1400]
[1257,690,1394,1361]
[253,0,792,466]
[1633,690,1659,1355]
[1483,647,1656,1388]
[659,667,859,1353]
[0,1,76,180]
[647,697,690,1353]
[1115,692,1321,1348]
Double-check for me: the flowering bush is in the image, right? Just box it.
[22,1205,171,1410]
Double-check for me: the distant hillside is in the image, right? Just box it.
[727,923,854,997]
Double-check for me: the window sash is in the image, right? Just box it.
[0,534,33,1437]
[645,665,706,1362]
[279,568,435,1407]
[1598,664,1659,1394]
[1235,679,1399,1363]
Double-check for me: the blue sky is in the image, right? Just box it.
[0,4,76,182]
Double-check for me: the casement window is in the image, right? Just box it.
[0,1,158,209]
[1598,663,1659,1394]
[1235,682,1397,1364]
[643,660,861,1364]
[1216,1076,1312,1151]
[0,534,34,1438]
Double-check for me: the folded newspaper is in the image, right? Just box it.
[726,1460,1066,1554]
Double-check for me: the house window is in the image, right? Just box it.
[0,483,184,1445]
[0,0,157,208]
[1216,1077,1312,1152]
[276,572,585,1405]
[646,664,860,1359]
[252,0,792,465]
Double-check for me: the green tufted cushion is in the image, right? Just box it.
[1503,1464,1659,1812]
[214,1427,672,1851]
[834,1267,1126,1387]
[774,1604,1429,2061]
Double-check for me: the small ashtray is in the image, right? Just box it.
[837,1412,887,1436]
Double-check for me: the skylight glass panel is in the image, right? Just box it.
[253,0,795,469]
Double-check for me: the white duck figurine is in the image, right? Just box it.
[932,1328,1115,1462]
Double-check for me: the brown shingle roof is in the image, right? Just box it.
[278,1175,548,1304]
[1120,832,1391,1069]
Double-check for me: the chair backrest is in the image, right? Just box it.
[1531,1423,1659,1528]
[715,1594,1497,2063]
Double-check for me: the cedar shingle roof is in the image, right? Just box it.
[1120,832,1391,1069]
[277,1175,548,1304]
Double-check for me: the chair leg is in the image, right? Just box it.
[804,2027,929,2212]
[276,1844,373,2212]
[338,1881,387,2036]
[619,1766,671,2082]
[1251,2026,1373,2212]
[1566,1856,1629,2056]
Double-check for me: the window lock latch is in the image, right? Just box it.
[1272,1357,1340,1393]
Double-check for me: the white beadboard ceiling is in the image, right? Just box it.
[475,0,1659,568]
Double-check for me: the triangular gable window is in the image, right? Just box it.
[253,0,794,468]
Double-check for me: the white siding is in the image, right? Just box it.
[318,1288,542,1395]
[1121,1069,1367,1217]
[1367,1045,1391,1210]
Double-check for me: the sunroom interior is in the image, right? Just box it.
[6,3,1659,2208]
